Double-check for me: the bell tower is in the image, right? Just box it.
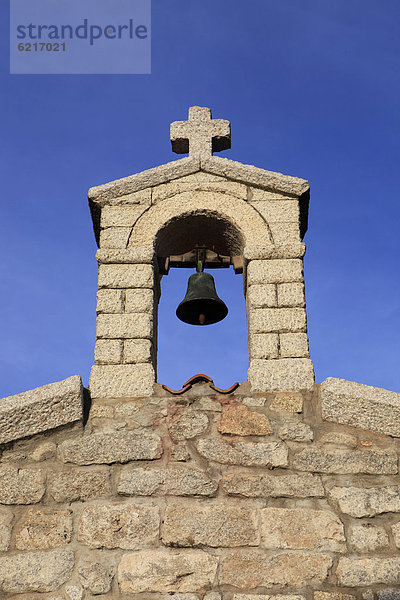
[88,106,314,399]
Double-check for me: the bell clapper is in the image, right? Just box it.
[199,314,206,325]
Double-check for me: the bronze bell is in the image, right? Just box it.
[176,263,228,326]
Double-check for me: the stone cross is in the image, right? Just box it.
[170,106,231,158]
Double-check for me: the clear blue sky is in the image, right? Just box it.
[1,0,399,397]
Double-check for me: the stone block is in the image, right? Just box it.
[269,392,303,412]
[249,333,279,359]
[0,465,45,504]
[125,288,154,312]
[99,226,131,249]
[0,549,74,593]
[278,422,313,441]
[350,523,389,552]
[269,222,301,247]
[321,377,400,437]
[277,282,305,307]
[78,502,159,549]
[234,596,305,600]
[89,363,155,398]
[152,176,247,203]
[65,586,84,600]
[247,259,303,285]
[48,469,111,502]
[248,358,314,392]
[94,339,123,364]
[329,486,400,517]
[59,431,162,464]
[0,375,83,444]
[118,466,218,496]
[392,522,400,547]
[0,509,13,550]
[124,339,153,363]
[221,471,324,498]
[96,247,153,264]
[31,441,56,461]
[218,404,272,435]
[195,438,288,467]
[219,550,332,587]
[100,204,149,228]
[118,549,218,593]
[15,508,73,550]
[162,502,259,547]
[96,313,152,339]
[280,333,309,358]
[293,447,397,474]
[250,308,306,333]
[98,263,153,288]
[314,593,356,600]
[96,288,124,313]
[168,409,209,441]
[247,284,277,308]
[376,591,400,600]
[318,432,357,447]
[260,507,346,552]
[78,560,115,595]
[251,199,299,222]
[337,556,400,586]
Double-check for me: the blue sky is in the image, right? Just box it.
[1,0,399,397]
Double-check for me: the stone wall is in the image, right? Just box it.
[1,376,400,599]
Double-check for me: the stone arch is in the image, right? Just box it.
[129,190,274,254]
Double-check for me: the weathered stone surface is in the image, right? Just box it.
[96,247,154,265]
[0,549,74,593]
[94,339,123,364]
[314,593,356,600]
[65,586,83,600]
[218,404,272,436]
[192,397,222,411]
[125,288,154,312]
[251,199,299,222]
[277,282,305,307]
[153,175,247,204]
[321,377,400,437]
[222,470,324,497]
[99,226,131,249]
[280,333,309,358]
[196,438,288,467]
[247,284,277,308]
[337,556,400,586]
[89,363,155,398]
[318,432,357,447]
[260,507,346,552]
[96,288,124,313]
[48,469,111,502]
[249,333,279,359]
[31,441,56,462]
[349,523,389,552]
[100,204,149,228]
[118,466,217,496]
[59,431,162,464]
[0,508,13,550]
[329,486,400,517]
[78,503,159,549]
[293,446,397,474]
[124,339,152,363]
[249,358,314,392]
[118,549,218,593]
[278,422,313,441]
[161,595,199,600]
[96,313,152,339]
[376,590,400,600]
[168,409,209,441]
[0,466,45,504]
[392,521,400,547]
[250,308,306,333]
[269,392,303,412]
[162,502,259,547]
[219,550,332,587]
[98,263,153,288]
[79,560,115,594]
[234,596,305,600]
[247,259,303,285]
[0,375,83,444]
[15,509,73,550]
